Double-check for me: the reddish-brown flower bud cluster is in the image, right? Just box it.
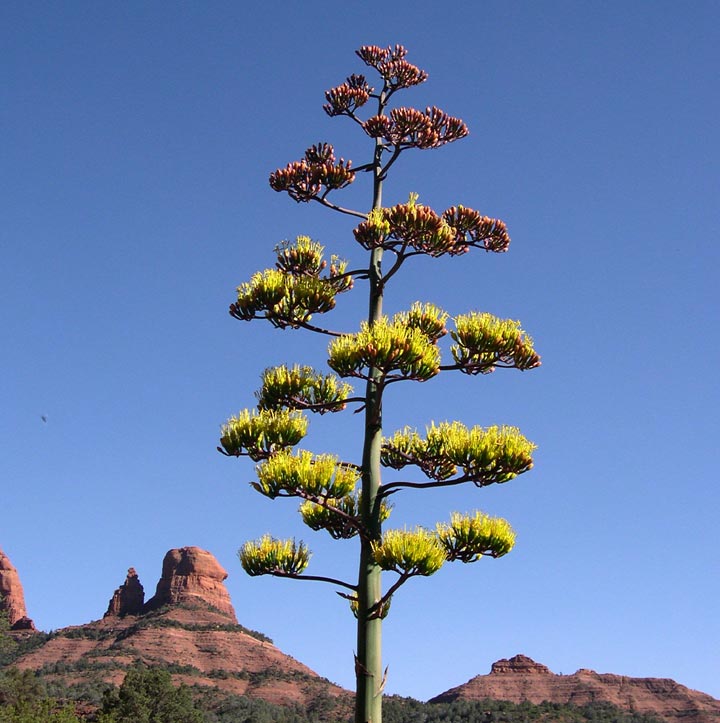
[269,144,355,202]
[362,107,468,149]
[383,202,456,255]
[362,115,392,139]
[354,201,511,258]
[442,207,511,253]
[356,44,406,66]
[323,74,373,117]
[355,44,428,90]
[304,142,335,164]
[425,107,469,145]
[354,201,455,257]
[378,59,428,89]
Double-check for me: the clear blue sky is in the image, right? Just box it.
[3,0,719,702]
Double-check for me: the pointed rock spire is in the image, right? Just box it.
[105,567,145,617]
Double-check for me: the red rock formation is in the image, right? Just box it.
[12,599,347,710]
[430,654,720,723]
[0,548,35,630]
[3,546,349,714]
[10,616,35,631]
[490,654,551,675]
[105,568,145,618]
[144,547,237,621]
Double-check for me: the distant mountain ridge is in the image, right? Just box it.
[430,654,720,723]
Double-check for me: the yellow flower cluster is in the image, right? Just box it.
[299,493,391,540]
[275,236,326,276]
[327,317,441,382]
[392,302,448,343]
[239,535,311,577]
[230,237,352,328]
[219,408,308,461]
[451,312,541,374]
[231,271,333,327]
[256,364,353,413]
[381,422,536,484]
[235,269,286,313]
[369,513,516,579]
[371,527,446,576]
[437,511,516,562]
[254,449,359,499]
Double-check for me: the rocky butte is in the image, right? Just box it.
[0,548,35,630]
[8,546,348,711]
[103,547,237,621]
[142,546,238,620]
[430,654,720,723]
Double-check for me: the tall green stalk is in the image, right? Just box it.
[222,44,541,723]
[355,131,386,723]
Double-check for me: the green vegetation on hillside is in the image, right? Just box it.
[0,606,667,723]
[0,660,668,723]
[382,696,664,723]
[97,666,204,723]
[0,668,83,722]
[0,603,12,663]
[0,603,48,669]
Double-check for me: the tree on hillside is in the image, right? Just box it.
[0,667,81,723]
[0,700,82,723]
[0,597,18,666]
[219,44,541,723]
[98,666,204,723]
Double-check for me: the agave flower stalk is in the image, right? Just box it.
[220,44,541,723]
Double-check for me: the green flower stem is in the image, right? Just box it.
[284,397,367,413]
[379,475,473,498]
[438,360,524,371]
[379,145,403,179]
[379,242,410,285]
[354,85,389,723]
[375,572,411,613]
[285,319,344,337]
[266,571,358,591]
[328,267,371,282]
[315,196,368,219]
[225,45,535,723]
